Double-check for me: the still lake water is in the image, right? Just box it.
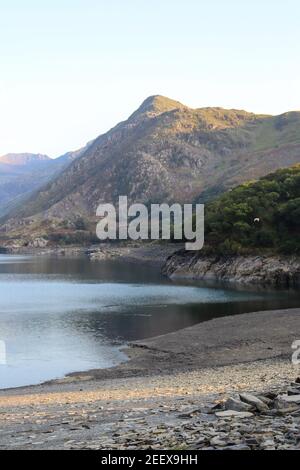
[0,254,299,389]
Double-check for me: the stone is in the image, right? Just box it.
[224,398,253,412]
[178,409,202,419]
[215,410,253,418]
[3,375,300,450]
[287,387,300,395]
[273,400,299,414]
[245,437,259,446]
[261,439,276,449]
[221,444,251,450]
[273,395,300,415]
[198,405,218,415]
[257,395,273,405]
[263,392,278,400]
[279,394,300,404]
[210,436,227,447]
[194,437,207,445]
[239,393,269,412]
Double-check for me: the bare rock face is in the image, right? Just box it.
[163,252,300,287]
[28,237,49,249]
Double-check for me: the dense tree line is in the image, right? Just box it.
[202,165,300,255]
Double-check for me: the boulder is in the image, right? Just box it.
[224,397,253,412]
[239,393,269,412]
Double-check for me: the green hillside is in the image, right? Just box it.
[203,165,300,255]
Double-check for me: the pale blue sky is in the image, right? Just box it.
[0,0,299,157]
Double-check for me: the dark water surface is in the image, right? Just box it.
[0,254,299,389]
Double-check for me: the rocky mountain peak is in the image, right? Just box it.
[128,95,187,121]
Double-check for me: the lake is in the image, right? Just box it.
[0,254,299,389]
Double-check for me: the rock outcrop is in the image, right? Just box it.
[163,251,300,287]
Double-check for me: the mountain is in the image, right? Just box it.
[53,141,94,166]
[1,95,300,245]
[0,153,51,167]
[0,145,91,217]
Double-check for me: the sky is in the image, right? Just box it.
[0,0,299,158]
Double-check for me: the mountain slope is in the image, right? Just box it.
[0,145,91,217]
[2,95,300,243]
[0,153,52,216]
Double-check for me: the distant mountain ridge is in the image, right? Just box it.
[1,95,300,244]
[0,153,51,166]
[0,144,92,217]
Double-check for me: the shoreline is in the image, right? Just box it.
[1,307,300,449]
[0,356,299,450]
[2,242,183,268]
[163,251,300,287]
[1,247,300,394]
[1,307,300,394]
[5,244,300,288]
[1,252,300,448]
